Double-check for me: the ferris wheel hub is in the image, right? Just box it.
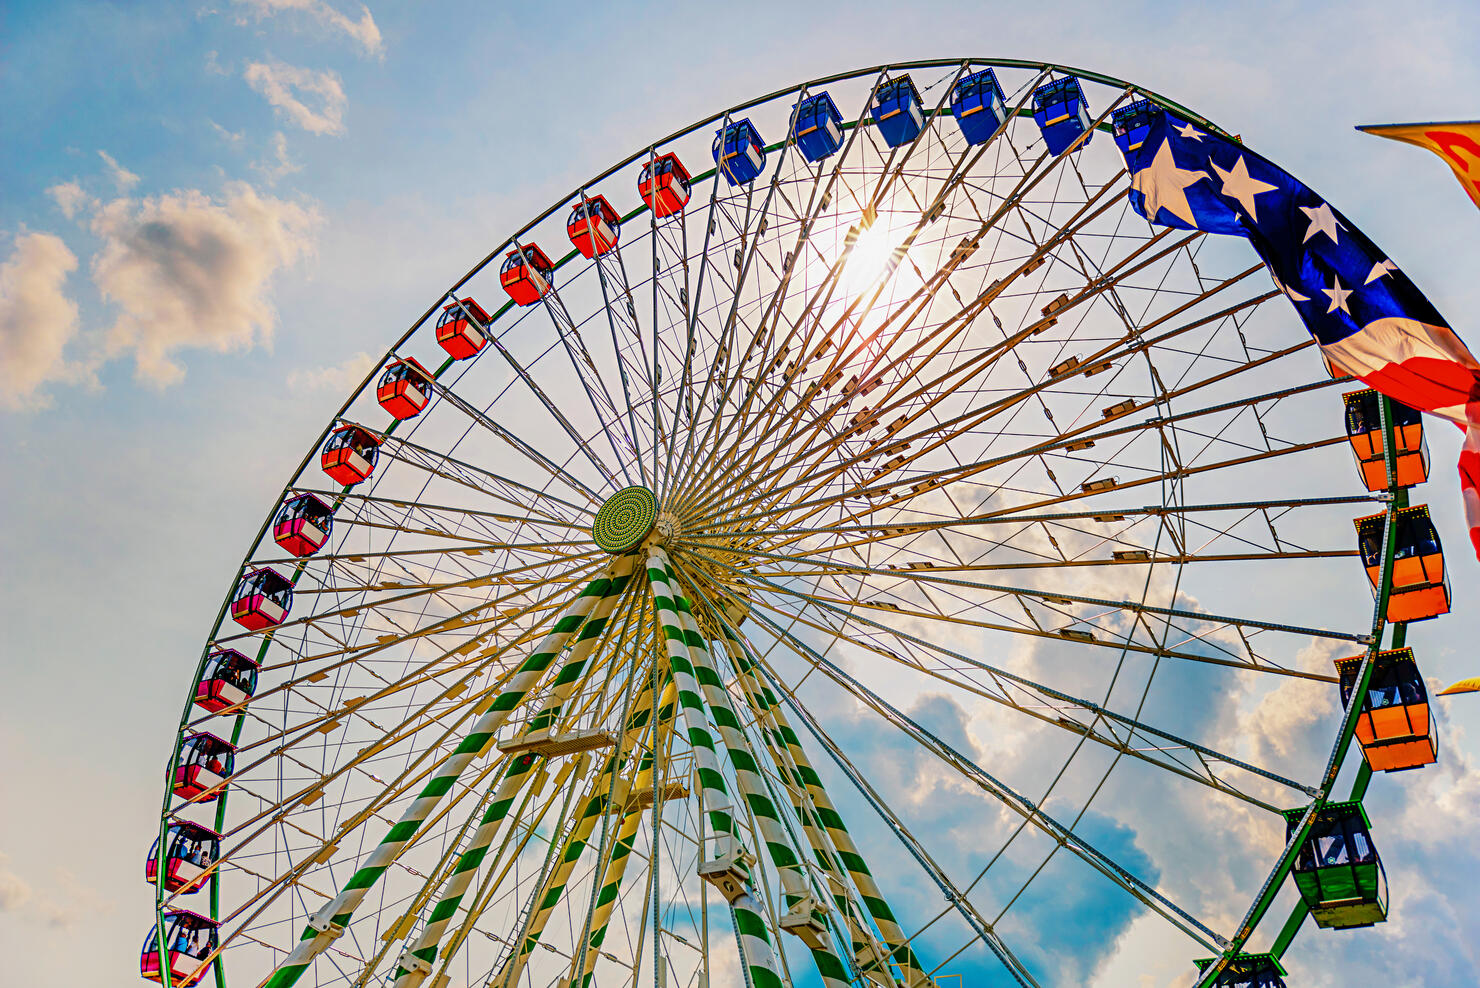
[592,485,659,553]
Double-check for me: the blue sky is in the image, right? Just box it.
[3,1,1480,986]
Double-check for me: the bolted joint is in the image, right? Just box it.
[779,892,830,950]
[696,835,755,903]
[395,950,434,978]
[307,904,346,938]
[852,945,898,988]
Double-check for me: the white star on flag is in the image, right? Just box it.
[1322,274,1353,314]
[1210,154,1279,222]
[1269,270,1310,303]
[1299,202,1343,244]
[1174,121,1204,141]
[1131,139,1209,227]
[1366,258,1398,284]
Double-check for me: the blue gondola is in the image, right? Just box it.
[1112,98,1163,161]
[1033,77,1092,156]
[870,75,925,148]
[950,68,1006,146]
[792,92,844,162]
[713,118,766,186]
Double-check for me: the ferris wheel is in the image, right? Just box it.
[145,59,1452,988]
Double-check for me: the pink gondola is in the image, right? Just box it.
[140,909,217,986]
[273,492,334,557]
[145,821,220,894]
[172,732,235,803]
[193,648,258,714]
[230,566,292,631]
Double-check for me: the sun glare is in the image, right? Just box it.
[841,218,903,295]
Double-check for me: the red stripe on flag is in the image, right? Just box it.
[1461,421,1480,559]
[1326,337,1480,563]
[1362,356,1480,419]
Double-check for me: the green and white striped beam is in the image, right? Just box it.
[722,621,933,988]
[647,546,783,988]
[706,618,909,988]
[665,559,853,988]
[492,674,671,987]
[571,683,678,988]
[387,560,640,987]
[259,555,636,988]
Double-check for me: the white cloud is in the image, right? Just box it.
[0,230,83,412]
[0,853,110,929]
[0,852,32,911]
[244,59,347,136]
[233,0,383,56]
[97,150,140,193]
[288,349,373,393]
[204,49,230,76]
[210,120,246,148]
[89,181,320,386]
[254,131,303,183]
[45,181,92,220]
[35,869,112,929]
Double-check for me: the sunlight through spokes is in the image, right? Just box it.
[842,216,906,296]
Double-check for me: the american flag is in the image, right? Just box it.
[1124,110,1480,557]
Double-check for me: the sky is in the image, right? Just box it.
[3,1,1480,986]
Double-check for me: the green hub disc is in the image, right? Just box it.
[592,486,659,554]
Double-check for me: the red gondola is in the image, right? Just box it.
[567,196,622,258]
[145,821,219,894]
[1344,389,1429,491]
[194,648,259,713]
[1336,648,1438,772]
[140,909,217,986]
[376,357,434,420]
[1355,504,1451,623]
[435,297,491,360]
[500,245,555,306]
[172,732,235,803]
[638,152,691,219]
[321,423,380,487]
[273,492,334,557]
[231,566,293,631]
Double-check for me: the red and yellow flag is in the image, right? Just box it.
[1359,120,1480,210]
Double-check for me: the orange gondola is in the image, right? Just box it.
[435,297,491,360]
[567,196,621,258]
[320,423,380,486]
[1336,648,1437,772]
[1344,389,1429,490]
[638,152,691,219]
[1355,504,1450,623]
[500,245,555,306]
[376,357,434,420]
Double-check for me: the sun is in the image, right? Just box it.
[842,215,905,295]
